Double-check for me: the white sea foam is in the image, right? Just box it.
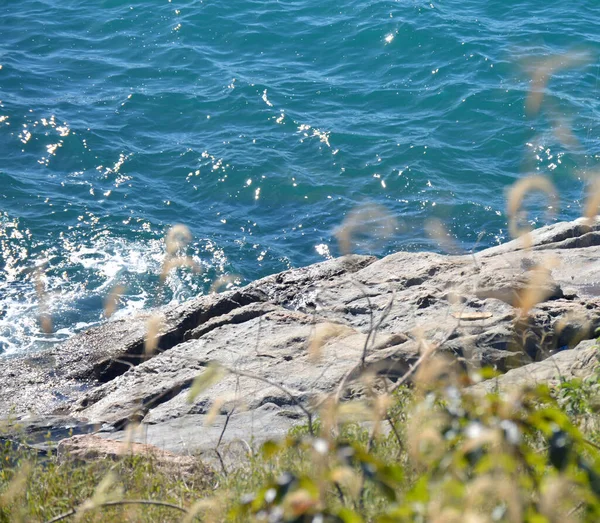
[0,231,216,356]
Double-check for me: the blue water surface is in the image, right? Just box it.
[1,0,599,353]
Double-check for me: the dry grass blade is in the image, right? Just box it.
[284,490,320,519]
[188,363,226,403]
[549,110,581,151]
[506,175,558,239]
[334,203,398,255]
[0,462,31,505]
[104,284,126,319]
[34,266,53,334]
[209,274,239,294]
[413,353,459,390]
[390,324,460,393]
[309,322,354,361]
[160,224,200,283]
[465,476,522,523]
[123,421,144,451]
[425,217,461,254]
[517,258,559,316]
[337,401,374,423]
[330,467,362,499]
[583,176,600,226]
[554,121,580,150]
[406,415,445,466]
[39,313,53,335]
[160,256,202,283]
[369,393,393,441]
[554,311,591,349]
[525,50,592,116]
[205,398,225,426]
[144,314,165,357]
[539,476,581,523]
[74,472,122,522]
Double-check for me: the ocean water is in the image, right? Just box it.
[1,0,599,355]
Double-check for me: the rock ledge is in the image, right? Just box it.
[2,218,600,457]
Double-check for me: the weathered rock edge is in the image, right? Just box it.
[2,218,600,458]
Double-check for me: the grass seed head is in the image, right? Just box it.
[75,472,122,522]
[464,477,522,523]
[209,274,239,294]
[160,255,201,283]
[34,266,53,334]
[0,462,31,506]
[425,217,461,254]
[308,322,354,361]
[205,397,227,426]
[165,223,192,255]
[516,257,559,315]
[506,175,558,240]
[330,466,362,499]
[334,203,398,255]
[583,176,600,226]
[525,49,592,116]
[104,284,126,319]
[144,314,165,357]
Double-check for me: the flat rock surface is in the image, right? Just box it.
[2,218,600,457]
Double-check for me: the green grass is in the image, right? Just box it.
[2,362,600,522]
[0,449,213,522]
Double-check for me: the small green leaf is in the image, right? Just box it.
[337,507,364,523]
[379,465,404,485]
[297,475,320,497]
[261,440,281,459]
[406,475,429,504]
[478,367,501,380]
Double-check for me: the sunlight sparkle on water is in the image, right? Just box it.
[315,244,333,260]
[262,89,274,107]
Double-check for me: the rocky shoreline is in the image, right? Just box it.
[2,218,600,461]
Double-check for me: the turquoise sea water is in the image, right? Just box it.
[1,0,599,354]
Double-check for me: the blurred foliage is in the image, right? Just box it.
[226,355,600,522]
[0,448,212,522]
[1,354,600,521]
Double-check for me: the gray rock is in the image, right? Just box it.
[2,220,600,455]
[471,339,599,394]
